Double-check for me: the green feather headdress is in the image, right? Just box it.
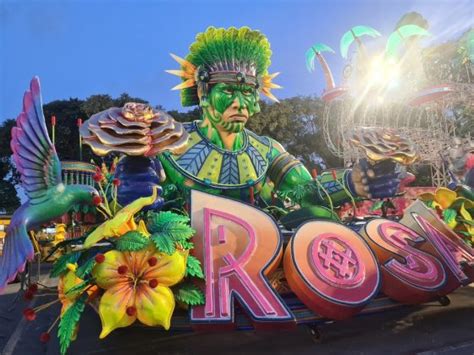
[166,26,281,106]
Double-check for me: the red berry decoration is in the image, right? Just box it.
[331,169,338,180]
[92,195,102,206]
[126,306,137,316]
[23,308,36,321]
[23,290,34,301]
[148,279,159,289]
[95,253,105,263]
[112,178,121,186]
[28,283,38,293]
[117,265,128,275]
[39,332,51,343]
[147,256,158,267]
[93,173,104,183]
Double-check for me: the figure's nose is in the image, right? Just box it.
[232,94,246,112]
[231,98,240,109]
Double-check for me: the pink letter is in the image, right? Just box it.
[400,201,474,293]
[284,221,380,320]
[413,213,474,285]
[361,219,447,303]
[190,191,294,329]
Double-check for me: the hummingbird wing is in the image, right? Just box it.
[10,76,62,204]
[0,207,32,292]
[0,77,62,292]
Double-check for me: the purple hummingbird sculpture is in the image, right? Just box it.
[0,77,99,292]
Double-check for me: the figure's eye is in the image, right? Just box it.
[242,89,253,96]
[223,88,233,95]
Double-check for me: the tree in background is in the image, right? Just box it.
[395,11,429,30]
[167,107,201,123]
[0,119,20,213]
[247,96,342,170]
[0,93,151,208]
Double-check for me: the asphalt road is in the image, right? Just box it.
[1,264,473,355]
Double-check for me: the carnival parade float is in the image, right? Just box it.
[0,26,472,354]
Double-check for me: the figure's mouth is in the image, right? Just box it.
[229,115,247,123]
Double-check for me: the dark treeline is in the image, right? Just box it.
[0,94,340,212]
[0,93,437,212]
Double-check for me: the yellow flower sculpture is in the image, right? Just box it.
[84,186,158,248]
[58,264,99,315]
[92,246,187,338]
[419,187,473,244]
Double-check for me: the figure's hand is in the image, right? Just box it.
[351,159,401,199]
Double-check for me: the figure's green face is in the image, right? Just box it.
[204,83,260,133]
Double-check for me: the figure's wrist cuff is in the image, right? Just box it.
[268,152,302,189]
[345,170,358,197]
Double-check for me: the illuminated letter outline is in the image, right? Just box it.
[190,190,294,328]
[361,219,447,303]
[284,221,381,320]
[412,212,474,285]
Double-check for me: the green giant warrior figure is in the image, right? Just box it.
[83,27,401,211]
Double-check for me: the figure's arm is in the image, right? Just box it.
[267,140,357,208]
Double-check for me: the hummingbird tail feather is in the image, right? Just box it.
[0,224,34,293]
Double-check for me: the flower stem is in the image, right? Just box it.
[98,182,112,216]
[47,314,61,333]
[34,298,60,312]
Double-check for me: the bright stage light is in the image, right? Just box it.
[366,55,400,88]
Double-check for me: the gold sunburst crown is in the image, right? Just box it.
[165,27,282,106]
[166,53,282,103]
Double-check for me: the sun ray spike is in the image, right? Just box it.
[165,70,193,79]
[267,72,280,80]
[169,53,196,73]
[171,78,196,91]
[266,83,282,89]
[261,88,280,103]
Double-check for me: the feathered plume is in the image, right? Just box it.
[166,26,281,106]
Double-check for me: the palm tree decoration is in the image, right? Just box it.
[340,25,381,60]
[305,43,336,90]
[385,24,431,59]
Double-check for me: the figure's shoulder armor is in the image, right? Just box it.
[161,121,272,189]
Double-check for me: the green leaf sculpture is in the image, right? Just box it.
[76,258,96,279]
[58,293,87,355]
[64,279,90,297]
[442,208,457,226]
[148,211,195,254]
[371,200,385,211]
[185,255,204,279]
[151,233,176,255]
[147,211,190,233]
[175,283,205,306]
[115,231,149,251]
[50,252,81,278]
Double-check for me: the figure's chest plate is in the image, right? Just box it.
[163,122,272,189]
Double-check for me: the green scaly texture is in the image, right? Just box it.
[180,27,272,107]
